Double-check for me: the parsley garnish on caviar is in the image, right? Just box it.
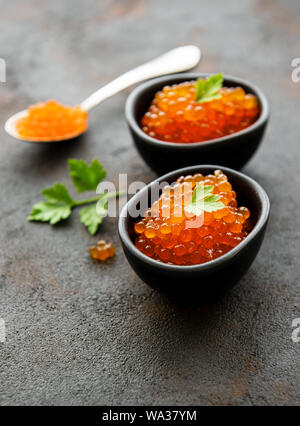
[195,73,224,103]
[185,184,225,216]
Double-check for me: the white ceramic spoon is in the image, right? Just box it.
[4,45,201,143]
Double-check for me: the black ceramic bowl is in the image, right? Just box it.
[118,165,270,299]
[125,73,269,174]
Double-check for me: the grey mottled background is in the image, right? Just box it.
[0,0,299,406]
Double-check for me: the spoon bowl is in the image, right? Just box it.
[118,165,270,300]
[4,109,84,143]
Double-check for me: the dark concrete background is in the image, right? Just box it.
[0,0,299,406]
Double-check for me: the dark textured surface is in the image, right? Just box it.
[0,0,299,406]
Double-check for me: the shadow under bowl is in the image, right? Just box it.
[125,73,269,175]
[118,165,270,300]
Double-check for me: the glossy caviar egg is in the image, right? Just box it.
[141,81,259,143]
[134,170,251,266]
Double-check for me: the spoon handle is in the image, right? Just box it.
[80,45,201,112]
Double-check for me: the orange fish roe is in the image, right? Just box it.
[134,170,251,266]
[89,240,116,261]
[141,81,259,143]
[15,100,88,141]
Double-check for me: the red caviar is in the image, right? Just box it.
[134,170,251,266]
[141,81,259,143]
[15,100,88,141]
[89,240,116,261]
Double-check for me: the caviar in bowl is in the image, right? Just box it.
[118,165,270,298]
[133,169,252,266]
[125,73,269,174]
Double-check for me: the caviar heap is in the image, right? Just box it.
[141,81,259,143]
[89,240,116,261]
[16,100,88,141]
[134,170,251,266]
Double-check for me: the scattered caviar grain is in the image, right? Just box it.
[15,100,88,141]
[134,170,251,265]
[89,240,115,261]
[141,81,259,143]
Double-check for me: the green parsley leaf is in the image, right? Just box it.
[185,184,225,216]
[28,183,74,225]
[68,158,106,193]
[42,183,74,205]
[28,201,72,225]
[79,192,112,235]
[202,195,225,212]
[195,73,224,103]
[191,185,214,202]
[79,204,104,235]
